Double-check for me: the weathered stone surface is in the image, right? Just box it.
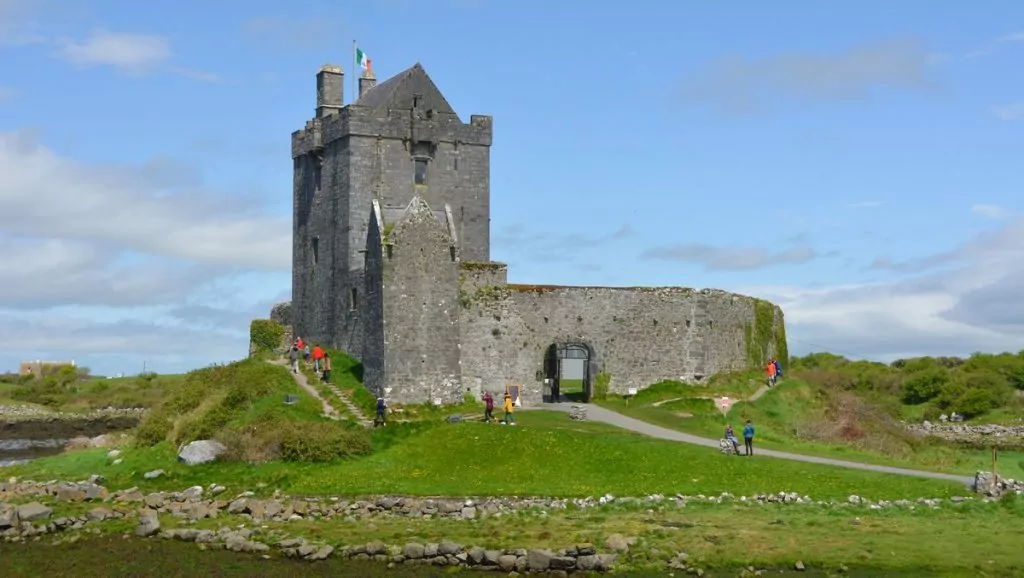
[267,64,786,407]
[178,440,227,466]
[136,509,160,537]
[16,502,52,521]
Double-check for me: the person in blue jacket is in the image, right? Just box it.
[743,420,755,456]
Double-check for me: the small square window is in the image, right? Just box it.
[414,159,428,185]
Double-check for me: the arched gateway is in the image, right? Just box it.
[543,342,593,403]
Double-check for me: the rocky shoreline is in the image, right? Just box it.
[0,406,145,441]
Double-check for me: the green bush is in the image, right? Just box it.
[902,367,949,404]
[279,422,372,462]
[250,319,286,355]
[592,372,611,401]
[134,410,173,447]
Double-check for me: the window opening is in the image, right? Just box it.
[414,159,428,185]
[312,236,319,265]
[350,288,358,311]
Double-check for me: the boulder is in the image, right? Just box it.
[177,440,227,466]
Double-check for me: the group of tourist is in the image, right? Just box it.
[765,357,783,387]
[480,390,517,425]
[288,336,332,383]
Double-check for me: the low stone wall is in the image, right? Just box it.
[908,422,1024,445]
[973,471,1024,497]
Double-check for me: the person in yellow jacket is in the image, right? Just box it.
[502,392,516,426]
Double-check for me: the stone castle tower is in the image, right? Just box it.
[264,62,787,407]
[290,63,492,362]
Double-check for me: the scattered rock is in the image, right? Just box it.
[136,509,160,537]
[177,440,227,466]
[16,502,52,521]
[143,470,165,480]
[795,561,806,571]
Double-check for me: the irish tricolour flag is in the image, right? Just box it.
[356,46,371,72]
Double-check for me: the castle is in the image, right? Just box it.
[252,62,788,406]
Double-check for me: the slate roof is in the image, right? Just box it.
[355,63,457,115]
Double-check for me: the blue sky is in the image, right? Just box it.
[1,0,1023,376]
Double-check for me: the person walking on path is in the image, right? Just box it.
[502,392,516,426]
[743,420,755,456]
[772,357,783,379]
[296,336,304,351]
[375,396,387,427]
[765,360,777,387]
[321,353,332,383]
[303,343,311,363]
[288,345,300,374]
[312,344,325,372]
[482,391,495,423]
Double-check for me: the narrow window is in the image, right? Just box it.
[312,155,322,192]
[312,236,319,265]
[453,157,459,170]
[350,287,358,311]
[414,159,428,185]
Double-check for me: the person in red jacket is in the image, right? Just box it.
[312,344,325,372]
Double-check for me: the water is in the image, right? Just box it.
[0,438,70,467]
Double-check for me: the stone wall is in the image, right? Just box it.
[364,197,464,405]
[289,64,493,357]
[458,280,785,404]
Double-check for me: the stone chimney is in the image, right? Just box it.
[316,64,344,118]
[359,68,377,100]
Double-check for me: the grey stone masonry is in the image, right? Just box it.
[255,60,788,406]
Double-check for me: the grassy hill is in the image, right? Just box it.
[597,352,1024,480]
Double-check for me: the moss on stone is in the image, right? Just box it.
[249,319,286,356]
[459,261,507,271]
[458,284,509,309]
[744,299,778,367]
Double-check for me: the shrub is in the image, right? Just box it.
[902,367,949,404]
[592,372,611,401]
[250,319,286,355]
[279,422,372,462]
[135,410,173,447]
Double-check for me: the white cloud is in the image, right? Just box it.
[0,130,292,375]
[847,200,885,209]
[57,29,171,70]
[971,204,1010,220]
[640,242,822,271]
[678,38,937,116]
[991,102,1024,121]
[0,130,290,269]
[740,217,1024,361]
[966,31,1024,59]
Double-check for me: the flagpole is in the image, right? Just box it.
[351,39,357,104]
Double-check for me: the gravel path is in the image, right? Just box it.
[267,360,341,421]
[533,402,974,486]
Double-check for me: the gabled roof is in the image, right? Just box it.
[355,63,457,115]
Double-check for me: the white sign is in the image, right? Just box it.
[627,387,638,396]
[715,397,733,415]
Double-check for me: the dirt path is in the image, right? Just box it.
[267,360,342,421]
[747,384,771,402]
[321,380,373,427]
[530,402,973,487]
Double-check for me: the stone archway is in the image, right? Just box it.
[543,342,592,403]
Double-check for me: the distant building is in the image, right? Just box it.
[19,359,76,378]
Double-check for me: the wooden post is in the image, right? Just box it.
[991,446,998,494]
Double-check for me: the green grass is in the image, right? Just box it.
[0,373,186,413]
[597,378,1024,480]
[4,496,1024,576]
[8,410,965,500]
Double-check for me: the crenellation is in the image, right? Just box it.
[256,59,787,407]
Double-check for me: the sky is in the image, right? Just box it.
[1,0,1023,377]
